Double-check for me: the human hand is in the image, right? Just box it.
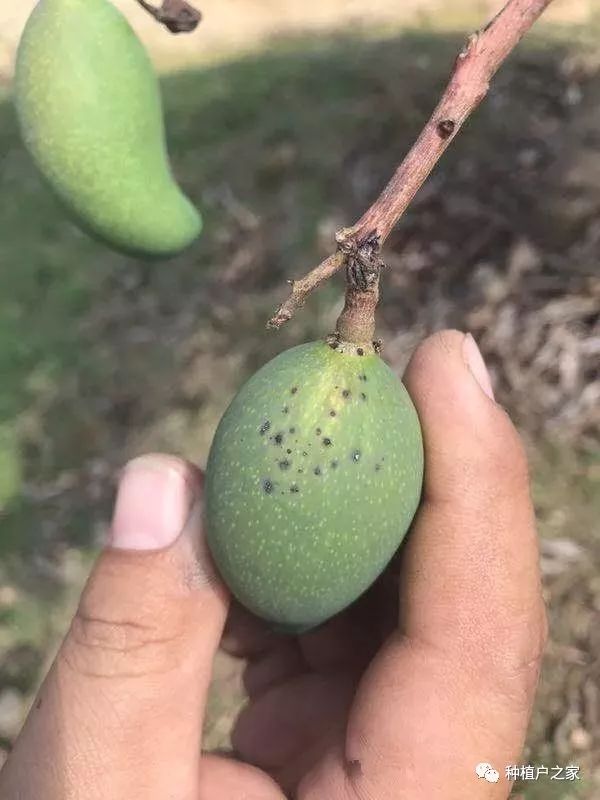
[0,330,546,799]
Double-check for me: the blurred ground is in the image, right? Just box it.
[0,0,599,796]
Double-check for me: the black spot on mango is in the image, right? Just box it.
[14,0,201,258]
[205,340,424,633]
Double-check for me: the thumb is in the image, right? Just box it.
[3,454,229,800]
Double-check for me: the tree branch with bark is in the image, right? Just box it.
[267,0,555,342]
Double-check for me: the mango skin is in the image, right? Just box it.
[205,340,424,632]
[15,0,201,258]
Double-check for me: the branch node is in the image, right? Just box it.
[336,230,385,292]
[463,31,481,57]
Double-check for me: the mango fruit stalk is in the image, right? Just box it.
[205,338,424,633]
[15,0,201,257]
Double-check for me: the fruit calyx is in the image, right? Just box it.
[325,332,381,357]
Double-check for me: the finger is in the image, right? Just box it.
[0,455,229,800]
[297,566,399,673]
[270,729,343,796]
[301,331,547,800]
[243,640,304,698]
[297,609,378,673]
[233,673,355,770]
[221,601,281,660]
[198,754,285,799]
[227,572,391,679]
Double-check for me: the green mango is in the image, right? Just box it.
[205,339,424,633]
[15,0,201,258]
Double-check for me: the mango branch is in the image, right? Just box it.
[134,0,201,33]
[267,0,555,331]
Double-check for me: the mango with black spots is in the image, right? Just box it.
[205,339,424,633]
[15,0,201,258]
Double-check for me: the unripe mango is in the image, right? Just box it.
[15,0,201,257]
[205,339,424,633]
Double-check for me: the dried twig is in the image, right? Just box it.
[134,0,202,34]
[267,0,555,332]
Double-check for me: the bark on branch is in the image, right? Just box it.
[267,0,555,333]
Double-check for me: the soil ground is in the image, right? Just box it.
[0,1,599,797]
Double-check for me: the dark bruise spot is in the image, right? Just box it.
[262,479,274,494]
[331,459,338,469]
[279,459,291,470]
[356,347,364,356]
[314,466,322,476]
[375,463,382,472]
[290,484,300,493]
[302,451,308,457]
[345,759,363,778]
[35,697,43,710]
[322,437,332,447]
[282,405,289,414]
[360,392,367,401]
[286,448,292,454]
[289,427,296,434]
[342,389,351,399]
[359,374,367,382]
[273,432,284,445]
[297,468,304,474]
[316,428,322,436]
[259,420,271,435]
[291,386,298,394]
[329,410,336,417]
[351,450,361,462]
[437,118,456,138]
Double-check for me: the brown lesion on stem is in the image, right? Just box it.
[334,230,383,345]
[267,0,555,342]
[134,0,202,34]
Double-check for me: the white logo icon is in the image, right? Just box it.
[475,763,500,783]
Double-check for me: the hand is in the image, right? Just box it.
[0,330,546,799]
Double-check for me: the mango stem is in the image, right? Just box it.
[335,284,379,346]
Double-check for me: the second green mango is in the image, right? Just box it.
[15,0,201,258]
